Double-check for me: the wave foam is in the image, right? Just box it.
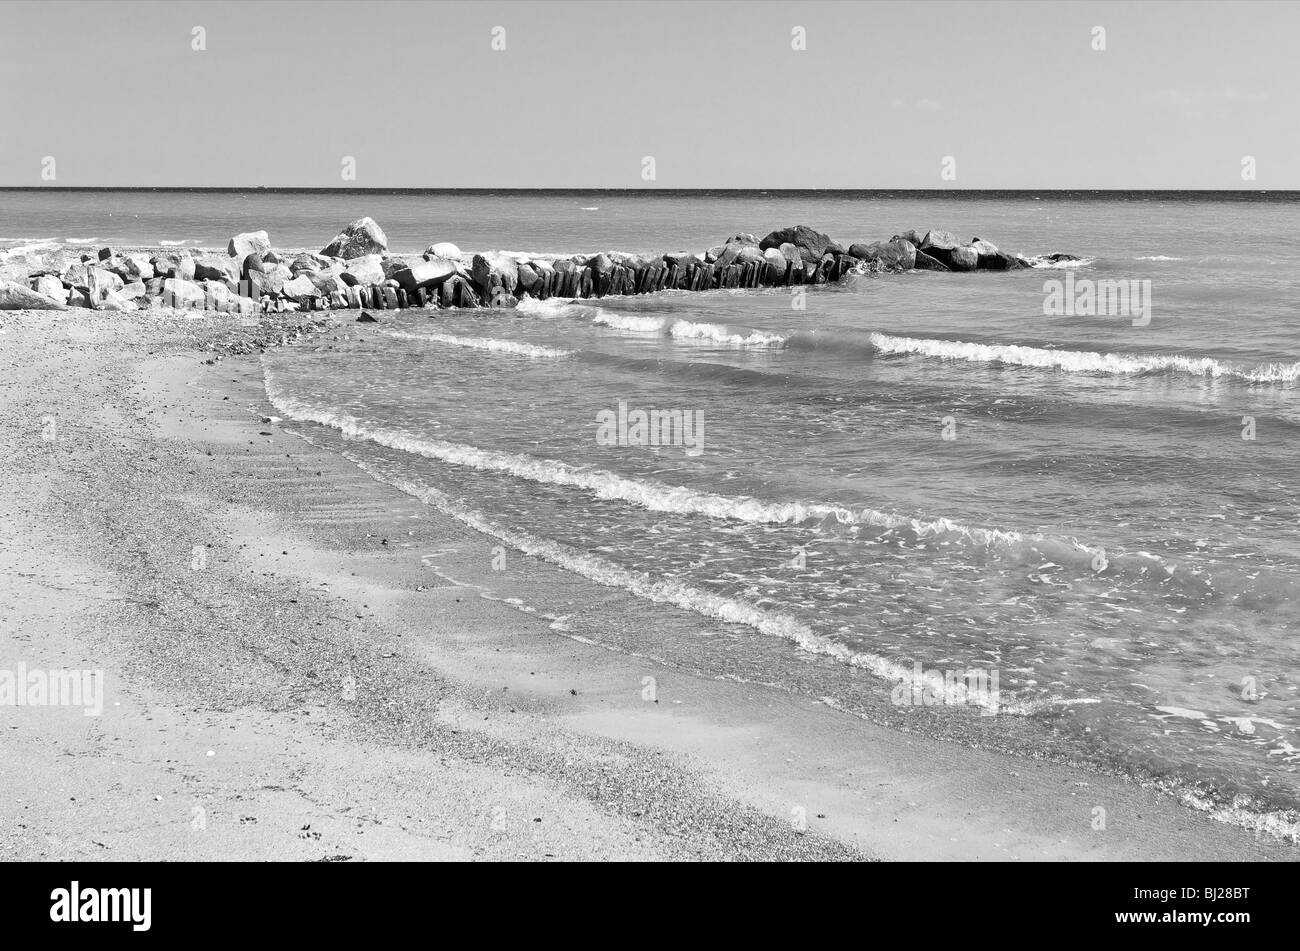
[264,369,1050,551]
[383,330,572,358]
[869,333,1300,383]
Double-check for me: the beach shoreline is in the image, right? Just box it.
[0,306,1295,862]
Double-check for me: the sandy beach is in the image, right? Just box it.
[0,304,1294,863]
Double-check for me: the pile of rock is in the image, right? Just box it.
[0,217,1070,312]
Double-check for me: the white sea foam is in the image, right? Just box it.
[264,369,1048,551]
[869,333,1300,383]
[667,319,787,348]
[1134,255,1183,261]
[1025,255,1095,269]
[514,297,583,318]
[589,308,788,348]
[0,241,59,259]
[63,237,101,245]
[382,330,572,358]
[516,298,786,348]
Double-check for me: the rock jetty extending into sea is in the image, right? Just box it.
[0,216,1079,314]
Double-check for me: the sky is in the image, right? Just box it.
[0,0,1294,189]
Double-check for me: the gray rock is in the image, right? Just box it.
[472,252,520,295]
[228,230,271,258]
[759,226,842,262]
[33,274,68,303]
[425,242,461,260]
[848,238,916,270]
[947,246,979,272]
[393,258,460,292]
[920,230,962,253]
[96,288,138,312]
[163,278,205,308]
[88,267,124,302]
[282,274,322,301]
[321,217,388,259]
[0,279,67,309]
[342,254,385,285]
[912,249,951,272]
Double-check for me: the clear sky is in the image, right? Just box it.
[0,0,1293,189]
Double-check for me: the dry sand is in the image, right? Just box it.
[0,306,1294,862]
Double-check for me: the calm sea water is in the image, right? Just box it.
[8,190,1298,838]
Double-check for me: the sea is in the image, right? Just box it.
[4,188,1298,840]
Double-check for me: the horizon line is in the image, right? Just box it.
[0,186,1291,196]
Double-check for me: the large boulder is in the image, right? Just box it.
[920,230,961,253]
[247,263,292,298]
[970,238,999,256]
[193,256,235,282]
[393,258,460,292]
[759,226,842,262]
[162,278,205,308]
[228,230,271,258]
[290,252,333,275]
[912,249,951,272]
[321,217,388,259]
[117,254,154,281]
[341,254,385,286]
[425,242,461,260]
[947,245,979,272]
[472,252,520,295]
[848,238,916,271]
[88,267,124,302]
[778,242,804,268]
[0,279,66,310]
[281,274,322,302]
[585,253,615,276]
[58,262,88,287]
[33,274,68,303]
[977,250,1029,271]
[762,246,789,280]
[515,262,540,295]
[96,288,138,312]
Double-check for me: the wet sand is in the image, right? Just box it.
[0,306,1294,862]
